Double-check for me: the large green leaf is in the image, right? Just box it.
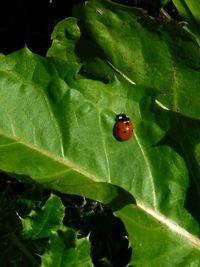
[48,0,200,119]
[154,104,200,221]
[0,48,191,221]
[0,0,200,265]
[116,204,200,267]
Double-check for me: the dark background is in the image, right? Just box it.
[0,0,177,56]
[0,0,82,55]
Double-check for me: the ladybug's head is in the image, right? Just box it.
[116,113,129,123]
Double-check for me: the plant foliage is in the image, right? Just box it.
[0,0,200,266]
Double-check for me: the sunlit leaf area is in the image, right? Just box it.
[0,0,200,266]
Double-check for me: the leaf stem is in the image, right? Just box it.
[106,60,136,85]
[8,230,39,266]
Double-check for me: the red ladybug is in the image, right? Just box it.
[114,114,134,141]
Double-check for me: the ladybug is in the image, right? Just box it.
[114,114,134,141]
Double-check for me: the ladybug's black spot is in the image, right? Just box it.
[117,127,120,131]
[123,131,127,133]
[131,129,133,132]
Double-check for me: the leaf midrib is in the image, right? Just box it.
[137,201,200,250]
[0,129,101,182]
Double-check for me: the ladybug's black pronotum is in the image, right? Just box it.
[114,114,134,141]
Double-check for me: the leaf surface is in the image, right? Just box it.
[48,0,200,118]
[116,204,200,267]
[41,230,93,267]
[22,194,65,239]
[0,0,200,265]
[172,0,200,45]
[22,194,93,267]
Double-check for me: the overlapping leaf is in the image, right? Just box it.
[49,0,200,118]
[22,194,93,267]
[116,204,200,267]
[0,0,200,265]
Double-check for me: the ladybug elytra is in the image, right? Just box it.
[114,114,134,141]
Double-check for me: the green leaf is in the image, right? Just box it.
[0,0,200,265]
[154,104,200,221]
[172,0,200,45]
[48,17,81,63]
[0,179,41,267]
[0,47,142,205]
[116,204,200,267]
[22,194,65,239]
[48,0,200,118]
[21,194,93,267]
[41,229,93,267]
[161,0,171,5]
[0,47,188,222]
